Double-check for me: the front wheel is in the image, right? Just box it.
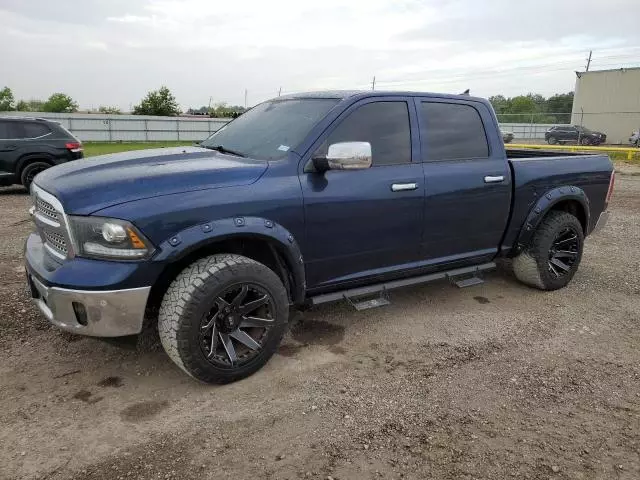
[158,254,289,384]
[512,211,584,290]
[547,136,558,145]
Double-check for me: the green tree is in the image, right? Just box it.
[16,99,45,111]
[209,102,246,118]
[488,95,510,114]
[42,93,78,113]
[132,86,180,116]
[98,105,121,114]
[546,92,574,123]
[0,86,15,111]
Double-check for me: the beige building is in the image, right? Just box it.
[571,67,640,144]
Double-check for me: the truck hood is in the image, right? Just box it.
[34,147,268,214]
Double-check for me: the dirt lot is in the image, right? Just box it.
[1,174,639,480]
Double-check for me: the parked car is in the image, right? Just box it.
[630,130,640,147]
[0,117,83,189]
[501,129,514,143]
[545,125,606,146]
[25,91,614,384]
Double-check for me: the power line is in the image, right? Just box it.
[365,54,640,89]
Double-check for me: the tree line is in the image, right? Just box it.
[0,85,246,118]
[489,92,574,124]
[1,84,573,122]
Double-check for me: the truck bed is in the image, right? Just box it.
[502,151,613,251]
[506,148,589,159]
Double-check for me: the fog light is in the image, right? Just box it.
[72,302,88,326]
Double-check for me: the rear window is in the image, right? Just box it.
[420,102,489,161]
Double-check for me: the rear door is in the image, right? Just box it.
[299,97,425,289]
[0,120,20,180]
[566,126,579,142]
[416,98,511,264]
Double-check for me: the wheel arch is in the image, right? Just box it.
[515,186,590,253]
[16,153,56,176]
[145,218,306,320]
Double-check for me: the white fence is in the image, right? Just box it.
[0,112,563,142]
[0,111,230,142]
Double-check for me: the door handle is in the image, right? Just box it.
[391,183,418,192]
[484,175,505,184]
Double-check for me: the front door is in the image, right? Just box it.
[299,98,424,290]
[416,98,511,264]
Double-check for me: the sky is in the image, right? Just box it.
[1,0,640,111]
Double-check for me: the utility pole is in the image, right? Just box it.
[371,76,376,90]
[278,87,282,97]
[585,50,592,71]
[244,89,248,108]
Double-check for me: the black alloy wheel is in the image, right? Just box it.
[199,283,275,367]
[547,226,580,278]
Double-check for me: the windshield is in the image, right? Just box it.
[201,98,339,160]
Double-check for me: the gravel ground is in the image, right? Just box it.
[1,174,639,480]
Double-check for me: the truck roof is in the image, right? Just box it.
[277,90,488,104]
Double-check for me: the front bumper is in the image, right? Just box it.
[25,232,153,337]
[27,273,150,337]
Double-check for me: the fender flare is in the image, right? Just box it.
[152,216,306,304]
[16,152,56,175]
[516,185,590,249]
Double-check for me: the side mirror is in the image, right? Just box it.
[312,142,372,172]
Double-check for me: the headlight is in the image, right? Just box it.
[68,216,154,260]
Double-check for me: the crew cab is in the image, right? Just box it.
[24,91,614,384]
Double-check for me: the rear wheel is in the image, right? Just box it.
[158,254,288,384]
[512,211,584,291]
[547,136,558,145]
[20,161,51,189]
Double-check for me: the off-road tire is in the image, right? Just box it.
[512,211,584,291]
[20,161,51,189]
[158,254,288,384]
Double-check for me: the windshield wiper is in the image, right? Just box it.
[202,144,246,158]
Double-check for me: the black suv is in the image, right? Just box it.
[545,125,607,146]
[0,117,83,189]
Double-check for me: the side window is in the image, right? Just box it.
[420,102,489,161]
[0,121,11,139]
[22,122,50,138]
[322,101,411,166]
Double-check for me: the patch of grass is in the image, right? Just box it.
[83,142,193,157]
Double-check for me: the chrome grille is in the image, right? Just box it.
[43,230,68,255]
[36,197,59,221]
[31,184,72,260]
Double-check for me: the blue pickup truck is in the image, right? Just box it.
[25,91,614,384]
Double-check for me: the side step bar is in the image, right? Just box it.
[309,262,496,306]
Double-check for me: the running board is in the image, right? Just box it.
[452,276,485,288]
[309,262,496,306]
[344,288,391,311]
